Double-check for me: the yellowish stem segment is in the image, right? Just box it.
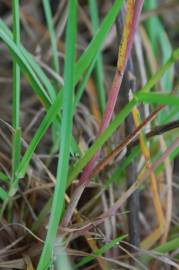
[131,95,165,248]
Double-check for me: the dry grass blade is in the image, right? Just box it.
[99,137,179,229]
[159,138,173,243]
[131,94,165,248]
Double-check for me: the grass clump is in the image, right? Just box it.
[0,1,179,269]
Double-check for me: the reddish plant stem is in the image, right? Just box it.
[79,0,144,187]
[79,1,134,186]
[125,0,144,64]
[79,69,123,184]
[62,0,144,227]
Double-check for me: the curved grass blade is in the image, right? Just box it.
[0,19,57,101]
[0,28,51,108]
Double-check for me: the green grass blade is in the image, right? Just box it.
[142,236,179,264]
[2,19,57,100]
[75,0,124,82]
[12,0,21,182]
[0,27,51,108]
[43,0,60,75]
[12,129,21,179]
[0,19,57,101]
[11,92,63,189]
[144,0,173,90]
[89,0,106,113]
[24,50,57,101]
[75,234,127,268]
[37,1,77,268]
[74,52,98,107]
[140,56,176,93]
[144,0,174,125]
[157,22,174,92]
[144,0,161,53]
[136,92,179,106]
[12,0,20,129]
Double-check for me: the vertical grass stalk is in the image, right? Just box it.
[43,0,60,75]
[12,0,21,181]
[89,0,106,114]
[37,1,77,269]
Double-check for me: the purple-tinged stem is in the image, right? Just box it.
[79,70,123,185]
[62,0,144,227]
[79,0,144,187]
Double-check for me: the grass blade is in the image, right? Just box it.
[89,0,106,113]
[0,27,51,108]
[12,0,21,180]
[37,1,77,268]
[75,234,127,269]
[43,0,60,75]
[0,19,57,101]
[136,92,179,106]
[142,236,179,264]
[75,0,124,81]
